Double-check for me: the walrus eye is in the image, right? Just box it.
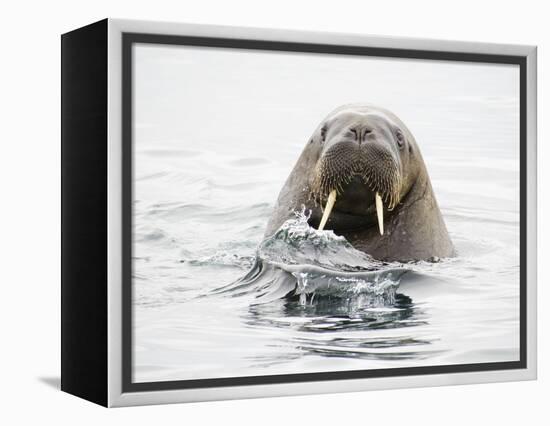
[396,129,405,148]
[320,124,328,144]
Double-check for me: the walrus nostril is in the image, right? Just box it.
[350,127,373,145]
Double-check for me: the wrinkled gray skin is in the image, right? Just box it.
[264,104,454,262]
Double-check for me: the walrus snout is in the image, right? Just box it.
[311,139,402,235]
[311,141,402,207]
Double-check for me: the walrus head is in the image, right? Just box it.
[308,106,421,235]
[264,104,454,261]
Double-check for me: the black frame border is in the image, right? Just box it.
[122,32,527,393]
[61,19,109,406]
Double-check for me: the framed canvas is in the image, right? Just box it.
[61,18,537,407]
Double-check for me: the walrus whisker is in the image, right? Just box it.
[312,153,401,229]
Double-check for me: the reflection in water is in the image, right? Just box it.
[243,292,439,363]
[246,293,419,332]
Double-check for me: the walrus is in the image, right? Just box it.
[264,104,454,262]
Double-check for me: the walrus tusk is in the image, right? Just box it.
[318,190,337,231]
[375,192,384,235]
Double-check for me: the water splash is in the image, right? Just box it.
[258,208,381,271]
[214,209,408,307]
[293,270,399,307]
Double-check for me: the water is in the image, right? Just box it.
[132,45,520,383]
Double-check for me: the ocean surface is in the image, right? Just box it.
[132,44,520,383]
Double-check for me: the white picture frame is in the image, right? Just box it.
[61,18,537,407]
